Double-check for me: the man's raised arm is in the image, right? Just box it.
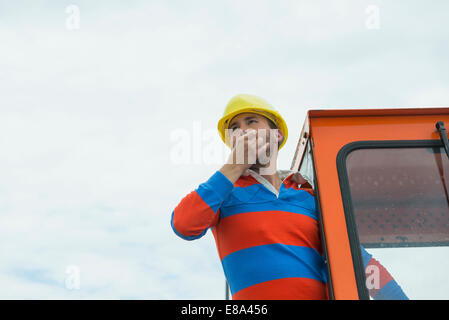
[171,130,263,240]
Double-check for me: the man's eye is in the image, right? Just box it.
[248,119,257,124]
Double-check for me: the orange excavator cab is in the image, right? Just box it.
[291,107,449,300]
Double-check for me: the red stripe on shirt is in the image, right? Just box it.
[365,257,394,297]
[232,277,328,300]
[213,210,322,260]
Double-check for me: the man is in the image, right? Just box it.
[171,94,408,300]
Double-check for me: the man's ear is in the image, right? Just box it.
[277,129,284,147]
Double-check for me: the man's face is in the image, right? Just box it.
[228,112,273,134]
[227,112,282,168]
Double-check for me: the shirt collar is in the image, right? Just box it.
[240,168,314,196]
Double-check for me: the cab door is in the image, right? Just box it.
[292,108,449,300]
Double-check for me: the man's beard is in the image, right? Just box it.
[250,143,276,170]
[251,132,279,174]
[250,158,269,169]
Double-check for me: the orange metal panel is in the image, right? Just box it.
[308,108,449,300]
[309,107,449,118]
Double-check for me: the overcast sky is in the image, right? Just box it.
[0,0,448,299]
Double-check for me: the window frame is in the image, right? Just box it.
[336,139,445,300]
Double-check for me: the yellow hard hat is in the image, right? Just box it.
[217,94,288,150]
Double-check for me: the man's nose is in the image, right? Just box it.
[242,128,258,139]
[239,123,249,132]
[233,126,257,137]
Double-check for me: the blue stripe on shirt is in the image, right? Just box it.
[374,279,409,300]
[360,245,373,268]
[221,243,327,295]
[195,170,234,213]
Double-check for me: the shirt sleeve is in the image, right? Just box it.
[171,170,234,240]
[360,246,409,300]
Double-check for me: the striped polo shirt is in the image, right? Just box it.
[171,169,329,299]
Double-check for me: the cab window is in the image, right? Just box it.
[338,141,449,300]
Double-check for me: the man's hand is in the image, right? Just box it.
[219,129,270,184]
